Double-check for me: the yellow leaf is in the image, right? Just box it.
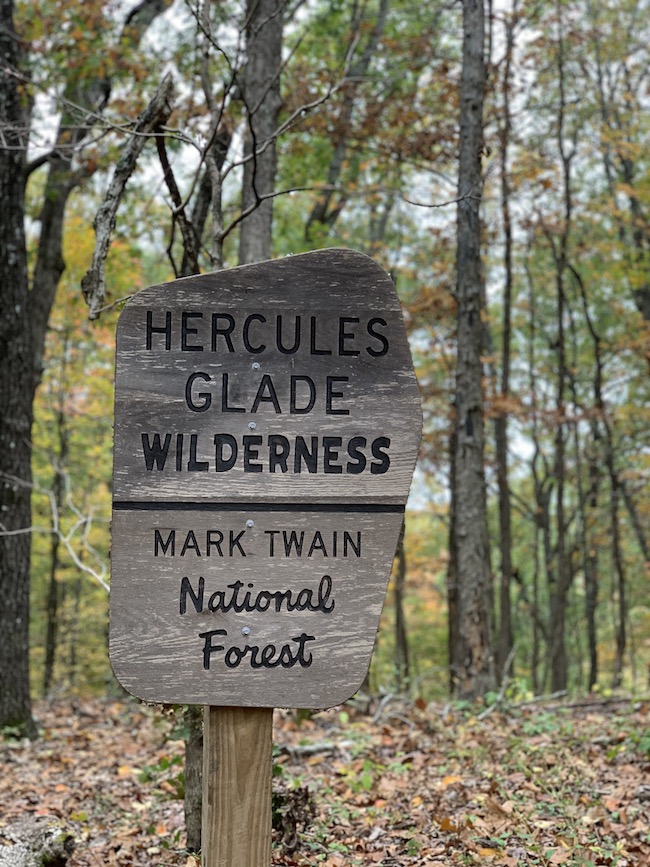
[478,848,501,857]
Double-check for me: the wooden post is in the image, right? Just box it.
[202,706,273,867]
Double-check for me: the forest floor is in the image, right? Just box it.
[1,696,649,867]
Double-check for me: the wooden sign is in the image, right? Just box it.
[109,249,422,708]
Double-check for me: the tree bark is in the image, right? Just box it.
[447,427,459,694]
[238,0,284,265]
[524,251,547,694]
[394,519,409,691]
[495,3,516,681]
[547,4,574,694]
[548,275,568,693]
[43,345,71,696]
[451,0,495,699]
[183,704,204,853]
[584,434,601,691]
[0,0,37,738]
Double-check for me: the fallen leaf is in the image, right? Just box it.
[439,816,461,833]
[441,774,462,787]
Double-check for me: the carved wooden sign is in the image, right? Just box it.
[109,249,422,708]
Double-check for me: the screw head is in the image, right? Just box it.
[242,626,251,636]
[251,362,261,370]
[248,421,257,430]
[246,519,255,528]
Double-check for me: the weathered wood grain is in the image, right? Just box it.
[110,249,422,708]
[202,706,272,867]
[112,248,421,504]
[109,507,404,707]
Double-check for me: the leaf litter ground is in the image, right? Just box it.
[1,697,649,866]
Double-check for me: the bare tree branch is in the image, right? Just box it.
[156,131,200,276]
[81,74,174,319]
[0,472,110,594]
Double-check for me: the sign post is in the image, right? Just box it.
[203,706,273,866]
[109,249,422,866]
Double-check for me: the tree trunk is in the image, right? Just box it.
[609,473,627,688]
[524,252,547,695]
[584,434,601,691]
[42,533,62,697]
[451,0,495,699]
[447,428,459,694]
[495,4,516,681]
[184,704,204,853]
[43,369,70,696]
[67,575,82,690]
[549,281,568,693]
[0,0,36,738]
[394,519,409,691]
[547,6,575,694]
[238,0,283,265]
[571,261,628,689]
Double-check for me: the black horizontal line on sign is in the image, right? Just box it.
[112,501,405,514]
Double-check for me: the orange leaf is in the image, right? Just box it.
[439,816,460,833]
[441,774,462,787]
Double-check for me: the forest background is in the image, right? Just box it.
[1,0,649,735]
